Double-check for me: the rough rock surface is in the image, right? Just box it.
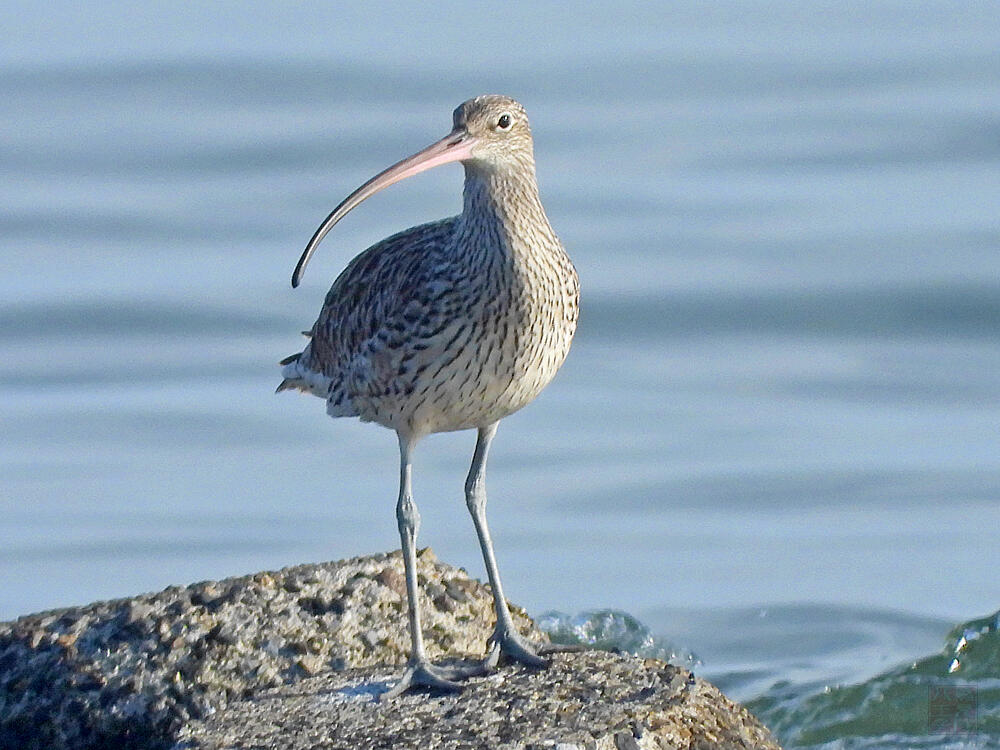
[0,550,780,750]
[176,650,780,750]
[0,549,539,750]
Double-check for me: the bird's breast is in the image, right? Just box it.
[351,244,578,436]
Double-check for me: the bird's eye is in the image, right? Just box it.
[496,113,512,130]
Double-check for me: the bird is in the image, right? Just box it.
[278,95,579,698]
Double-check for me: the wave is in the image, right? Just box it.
[542,608,1000,749]
[749,609,1000,748]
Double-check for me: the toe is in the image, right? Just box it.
[538,642,585,655]
[380,662,465,700]
[438,661,490,680]
[488,629,550,669]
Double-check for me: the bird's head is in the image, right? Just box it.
[292,95,534,287]
[451,95,535,176]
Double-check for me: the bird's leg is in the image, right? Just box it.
[382,434,481,699]
[465,423,560,671]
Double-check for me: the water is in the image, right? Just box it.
[543,608,1000,748]
[2,2,999,747]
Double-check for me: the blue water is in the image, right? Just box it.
[3,2,1000,746]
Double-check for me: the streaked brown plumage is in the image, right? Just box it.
[279,95,579,697]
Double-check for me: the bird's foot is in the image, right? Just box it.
[483,625,584,671]
[380,659,486,701]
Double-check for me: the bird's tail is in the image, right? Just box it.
[275,378,299,394]
[275,347,341,403]
[275,351,309,394]
[276,340,357,417]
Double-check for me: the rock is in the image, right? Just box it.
[175,651,780,750]
[0,551,780,750]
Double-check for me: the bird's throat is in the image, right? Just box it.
[458,167,556,265]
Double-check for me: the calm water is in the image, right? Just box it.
[3,2,1000,746]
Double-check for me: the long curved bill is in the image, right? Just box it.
[292,129,478,287]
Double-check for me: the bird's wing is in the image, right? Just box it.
[301,217,458,380]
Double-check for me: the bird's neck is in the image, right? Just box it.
[456,165,557,267]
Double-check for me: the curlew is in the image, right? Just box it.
[278,95,579,697]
